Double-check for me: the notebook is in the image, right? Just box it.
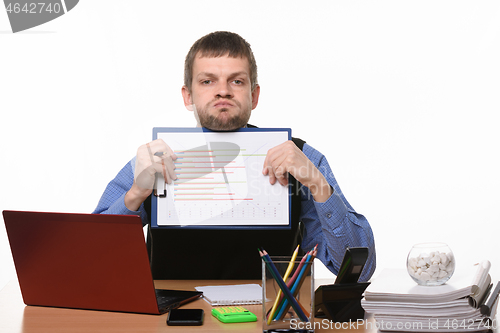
[2,210,202,315]
[195,283,263,305]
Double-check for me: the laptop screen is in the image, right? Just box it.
[3,210,201,314]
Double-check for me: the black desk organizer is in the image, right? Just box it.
[314,281,370,322]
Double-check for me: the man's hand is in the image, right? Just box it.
[262,141,333,203]
[125,139,177,211]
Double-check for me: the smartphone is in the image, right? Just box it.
[166,309,204,326]
[334,247,369,284]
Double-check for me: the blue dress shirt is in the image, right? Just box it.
[93,142,376,281]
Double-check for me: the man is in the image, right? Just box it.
[93,31,376,281]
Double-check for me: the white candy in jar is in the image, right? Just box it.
[407,251,454,282]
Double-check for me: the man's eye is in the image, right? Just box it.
[233,80,243,85]
[202,80,212,84]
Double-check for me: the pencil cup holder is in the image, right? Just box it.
[262,256,315,333]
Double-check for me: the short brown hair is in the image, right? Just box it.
[184,31,258,92]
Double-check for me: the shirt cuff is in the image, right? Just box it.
[313,190,349,227]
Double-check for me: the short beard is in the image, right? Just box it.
[196,107,251,131]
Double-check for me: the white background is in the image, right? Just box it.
[1,1,499,290]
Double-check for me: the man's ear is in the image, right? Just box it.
[181,85,194,111]
[251,84,260,110]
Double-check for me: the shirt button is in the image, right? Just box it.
[326,213,332,218]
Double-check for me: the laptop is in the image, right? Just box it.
[2,210,202,315]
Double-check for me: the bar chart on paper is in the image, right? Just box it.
[154,129,290,227]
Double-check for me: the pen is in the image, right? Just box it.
[152,151,169,197]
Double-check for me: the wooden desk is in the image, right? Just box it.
[0,280,375,333]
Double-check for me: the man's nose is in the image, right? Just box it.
[215,81,233,98]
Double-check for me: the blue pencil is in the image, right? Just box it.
[259,249,309,322]
[274,251,313,320]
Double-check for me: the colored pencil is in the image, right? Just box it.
[266,245,300,325]
[275,245,317,320]
[269,250,310,320]
[259,249,309,322]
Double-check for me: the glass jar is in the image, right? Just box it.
[407,242,455,286]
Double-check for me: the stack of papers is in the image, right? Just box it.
[361,262,498,332]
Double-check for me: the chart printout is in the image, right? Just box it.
[153,129,290,227]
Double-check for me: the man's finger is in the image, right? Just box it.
[164,160,177,183]
[161,159,169,184]
[267,166,277,185]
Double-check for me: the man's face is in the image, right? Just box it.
[182,54,260,131]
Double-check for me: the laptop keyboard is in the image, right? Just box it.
[155,290,181,312]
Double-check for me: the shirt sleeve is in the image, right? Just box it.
[92,157,149,226]
[300,143,376,282]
